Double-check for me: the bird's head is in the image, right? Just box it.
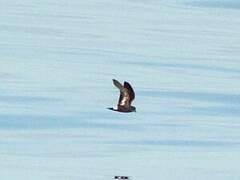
[131,106,136,112]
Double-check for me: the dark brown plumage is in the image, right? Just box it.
[108,79,136,113]
[114,176,130,179]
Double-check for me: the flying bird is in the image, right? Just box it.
[108,79,136,113]
[114,176,130,179]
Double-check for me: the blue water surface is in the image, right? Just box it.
[1,0,240,179]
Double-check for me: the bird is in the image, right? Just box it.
[114,176,130,179]
[108,79,136,113]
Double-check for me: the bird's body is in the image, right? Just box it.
[108,79,136,113]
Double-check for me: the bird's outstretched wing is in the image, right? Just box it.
[124,81,135,104]
[113,79,130,108]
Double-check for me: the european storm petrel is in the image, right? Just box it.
[114,176,130,179]
[108,79,136,113]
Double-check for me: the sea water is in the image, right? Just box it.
[0,0,240,179]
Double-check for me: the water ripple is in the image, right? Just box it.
[186,0,240,9]
[109,139,240,148]
[139,90,240,105]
